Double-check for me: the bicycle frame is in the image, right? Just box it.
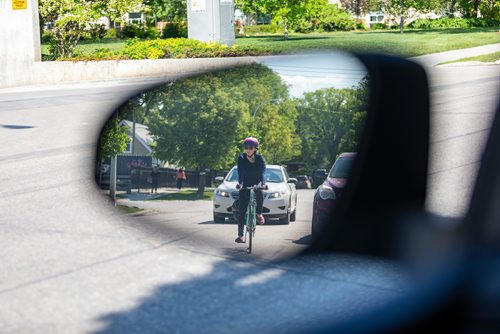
[243,186,259,254]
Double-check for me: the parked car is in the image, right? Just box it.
[312,153,357,239]
[296,175,312,189]
[213,165,298,225]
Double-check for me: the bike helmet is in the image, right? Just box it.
[243,137,259,148]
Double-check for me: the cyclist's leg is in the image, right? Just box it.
[238,189,250,237]
[255,189,265,224]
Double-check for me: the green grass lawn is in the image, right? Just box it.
[41,38,126,55]
[441,51,500,64]
[41,27,500,59]
[236,28,500,57]
[151,189,214,201]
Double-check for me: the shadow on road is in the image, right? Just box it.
[92,254,413,334]
[198,219,286,226]
[290,234,312,246]
[198,220,235,225]
[0,124,36,129]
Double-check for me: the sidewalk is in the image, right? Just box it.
[116,187,184,202]
[411,43,500,67]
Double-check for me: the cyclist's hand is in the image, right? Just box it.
[263,184,269,190]
[236,184,242,190]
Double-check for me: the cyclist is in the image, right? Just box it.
[235,137,267,243]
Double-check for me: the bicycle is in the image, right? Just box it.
[241,184,267,254]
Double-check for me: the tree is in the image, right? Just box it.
[144,64,299,172]
[295,80,368,171]
[97,117,131,161]
[145,0,187,22]
[377,0,440,33]
[340,0,377,17]
[457,0,499,18]
[438,0,459,17]
[39,0,144,58]
[249,0,329,40]
[252,99,301,164]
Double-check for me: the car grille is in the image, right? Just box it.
[231,191,270,200]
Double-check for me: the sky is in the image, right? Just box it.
[259,52,368,97]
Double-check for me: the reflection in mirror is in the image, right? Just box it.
[95,52,368,259]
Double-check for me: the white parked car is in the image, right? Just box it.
[213,165,298,224]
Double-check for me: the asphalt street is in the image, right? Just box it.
[0,48,499,333]
[117,189,315,260]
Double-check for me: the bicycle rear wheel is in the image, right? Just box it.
[248,222,253,254]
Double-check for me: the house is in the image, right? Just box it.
[120,120,154,158]
[119,120,180,169]
[330,0,441,28]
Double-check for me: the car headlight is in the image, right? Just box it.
[268,191,286,199]
[319,185,336,200]
[215,189,230,198]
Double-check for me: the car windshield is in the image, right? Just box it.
[226,168,284,183]
[329,157,355,179]
[297,176,308,181]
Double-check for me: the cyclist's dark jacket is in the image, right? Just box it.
[237,153,266,187]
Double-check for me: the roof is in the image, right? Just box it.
[120,120,154,153]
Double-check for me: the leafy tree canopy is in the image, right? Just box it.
[295,79,368,170]
[98,117,131,160]
[39,0,144,57]
[144,64,299,170]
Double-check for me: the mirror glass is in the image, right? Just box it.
[95,52,369,259]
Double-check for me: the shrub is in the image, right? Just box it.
[86,48,120,60]
[370,23,387,30]
[408,17,500,29]
[41,53,56,61]
[292,4,356,32]
[89,24,107,40]
[356,21,368,30]
[121,38,268,60]
[241,24,283,35]
[80,24,107,41]
[104,28,117,39]
[161,22,188,39]
[57,48,126,61]
[317,5,357,32]
[41,30,54,43]
[121,24,160,39]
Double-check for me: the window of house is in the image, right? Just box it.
[124,140,132,154]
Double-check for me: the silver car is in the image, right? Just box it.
[213,165,298,224]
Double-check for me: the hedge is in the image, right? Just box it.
[122,38,269,59]
[239,24,283,35]
[409,17,500,29]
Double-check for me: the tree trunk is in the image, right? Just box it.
[472,0,480,18]
[449,0,457,17]
[197,170,206,196]
[284,19,289,41]
[399,0,405,34]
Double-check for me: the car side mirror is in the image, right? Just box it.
[288,178,297,184]
[214,176,224,184]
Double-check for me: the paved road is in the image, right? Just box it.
[117,189,315,260]
[426,64,500,216]
[0,51,498,333]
